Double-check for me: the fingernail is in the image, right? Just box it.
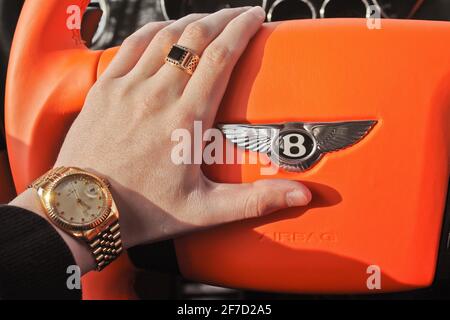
[286,189,311,207]
[250,6,266,20]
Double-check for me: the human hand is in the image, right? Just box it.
[53,7,312,252]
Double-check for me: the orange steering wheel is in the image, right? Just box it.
[6,0,450,299]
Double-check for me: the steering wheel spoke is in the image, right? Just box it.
[5,0,137,300]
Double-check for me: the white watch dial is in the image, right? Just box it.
[52,174,107,226]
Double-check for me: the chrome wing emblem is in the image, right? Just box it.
[219,120,377,172]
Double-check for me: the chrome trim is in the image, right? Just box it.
[370,0,390,18]
[161,0,268,21]
[320,0,371,19]
[90,0,110,46]
[219,120,377,172]
[267,0,317,22]
[160,0,170,21]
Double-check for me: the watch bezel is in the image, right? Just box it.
[41,171,113,232]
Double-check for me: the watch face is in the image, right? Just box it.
[50,174,109,227]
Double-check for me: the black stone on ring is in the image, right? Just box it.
[165,44,200,75]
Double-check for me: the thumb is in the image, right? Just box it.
[204,179,312,226]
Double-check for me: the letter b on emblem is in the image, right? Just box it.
[281,133,307,158]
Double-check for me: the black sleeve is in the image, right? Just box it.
[0,205,82,300]
[128,240,181,275]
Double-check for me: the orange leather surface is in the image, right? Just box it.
[6,0,450,296]
[176,19,450,293]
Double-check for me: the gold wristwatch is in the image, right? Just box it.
[29,167,123,271]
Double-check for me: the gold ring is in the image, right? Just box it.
[165,44,200,75]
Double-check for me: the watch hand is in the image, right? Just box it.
[70,182,91,213]
[80,199,91,210]
[71,182,82,200]
[75,199,91,217]
[69,183,79,200]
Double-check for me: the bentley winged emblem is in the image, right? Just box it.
[218,120,377,172]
